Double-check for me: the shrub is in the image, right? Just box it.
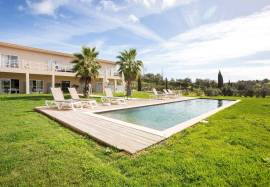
[222,85,237,96]
[244,88,254,97]
[204,88,222,96]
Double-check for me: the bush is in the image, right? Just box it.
[255,86,270,98]
[204,88,222,96]
[193,88,205,96]
[222,86,237,96]
[244,88,254,97]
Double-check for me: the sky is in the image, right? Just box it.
[0,0,270,82]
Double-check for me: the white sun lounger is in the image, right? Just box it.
[152,88,167,99]
[167,89,180,96]
[102,88,126,105]
[68,87,98,109]
[47,88,83,110]
[163,89,177,98]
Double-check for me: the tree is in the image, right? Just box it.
[165,77,168,90]
[137,75,142,91]
[72,47,101,97]
[116,48,143,96]
[218,70,224,88]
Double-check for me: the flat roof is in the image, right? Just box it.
[0,41,115,64]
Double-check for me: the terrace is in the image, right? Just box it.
[35,97,239,154]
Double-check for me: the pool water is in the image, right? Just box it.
[98,99,234,131]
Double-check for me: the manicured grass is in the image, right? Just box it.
[0,94,269,186]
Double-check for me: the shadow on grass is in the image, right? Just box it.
[0,95,53,101]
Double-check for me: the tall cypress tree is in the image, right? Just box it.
[137,75,142,91]
[165,77,168,90]
[218,70,224,88]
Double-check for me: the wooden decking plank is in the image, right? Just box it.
[74,112,163,144]
[67,114,155,149]
[35,97,195,154]
[41,109,158,152]
[74,111,163,141]
[84,113,164,142]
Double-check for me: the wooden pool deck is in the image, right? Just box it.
[36,97,192,154]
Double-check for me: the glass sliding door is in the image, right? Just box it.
[95,82,103,93]
[0,79,19,93]
[0,79,11,93]
[30,80,44,93]
[61,81,70,92]
[10,79,19,93]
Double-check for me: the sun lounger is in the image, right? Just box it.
[152,88,167,99]
[163,89,177,98]
[68,87,98,109]
[167,89,180,96]
[47,88,83,110]
[102,88,126,105]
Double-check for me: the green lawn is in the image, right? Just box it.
[0,94,269,186]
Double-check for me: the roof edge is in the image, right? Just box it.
[0,41,115,64]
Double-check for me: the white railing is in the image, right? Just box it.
[99,68,119,77]
[0,59,121,77]
[0,59,75,73]
[0,59,22,69]
[55,64,74,72]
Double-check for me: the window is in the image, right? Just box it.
[30,80,43,93]
[1,55,19,68]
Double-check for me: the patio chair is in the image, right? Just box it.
[163,89,177,98]
[102,88,126,105]
[152,88,167,100]
[68,87,98,109]
[167,89,180,97]
[48,88,83,110]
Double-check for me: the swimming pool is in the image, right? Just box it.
[98,99,235,131]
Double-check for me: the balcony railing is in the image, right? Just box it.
[99,68,120,77]
[0,59,74,73]
[0,59,121,78]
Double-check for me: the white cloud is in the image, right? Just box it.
[97,0,125,12]
[141,9,270,67]
[128,14,140,23]
[132,0,194,10]
[244,59,270,65]
[203,5,217,20]
[86,39,105,49]
[24,0,68,16]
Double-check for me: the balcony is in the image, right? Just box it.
[0,59,74,75]
[0,59,121,79]
[99,68,120,78]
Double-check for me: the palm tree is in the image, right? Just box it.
[116,48,143,96]
[72,47,101,97]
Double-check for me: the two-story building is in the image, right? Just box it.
[0,42,124,94]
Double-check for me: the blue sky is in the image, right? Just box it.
[0,0,270,81]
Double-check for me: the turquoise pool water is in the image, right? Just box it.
[98,99,234,131]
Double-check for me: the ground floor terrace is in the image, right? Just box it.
[0,72,124,94]
[36,97,239,154]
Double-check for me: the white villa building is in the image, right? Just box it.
[0,41,124,94]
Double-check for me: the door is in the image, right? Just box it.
[10,79,19,93]
[0,79,11,93]
[30,80,43,93]
[95,82,103,93]
[61,81,70,92]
